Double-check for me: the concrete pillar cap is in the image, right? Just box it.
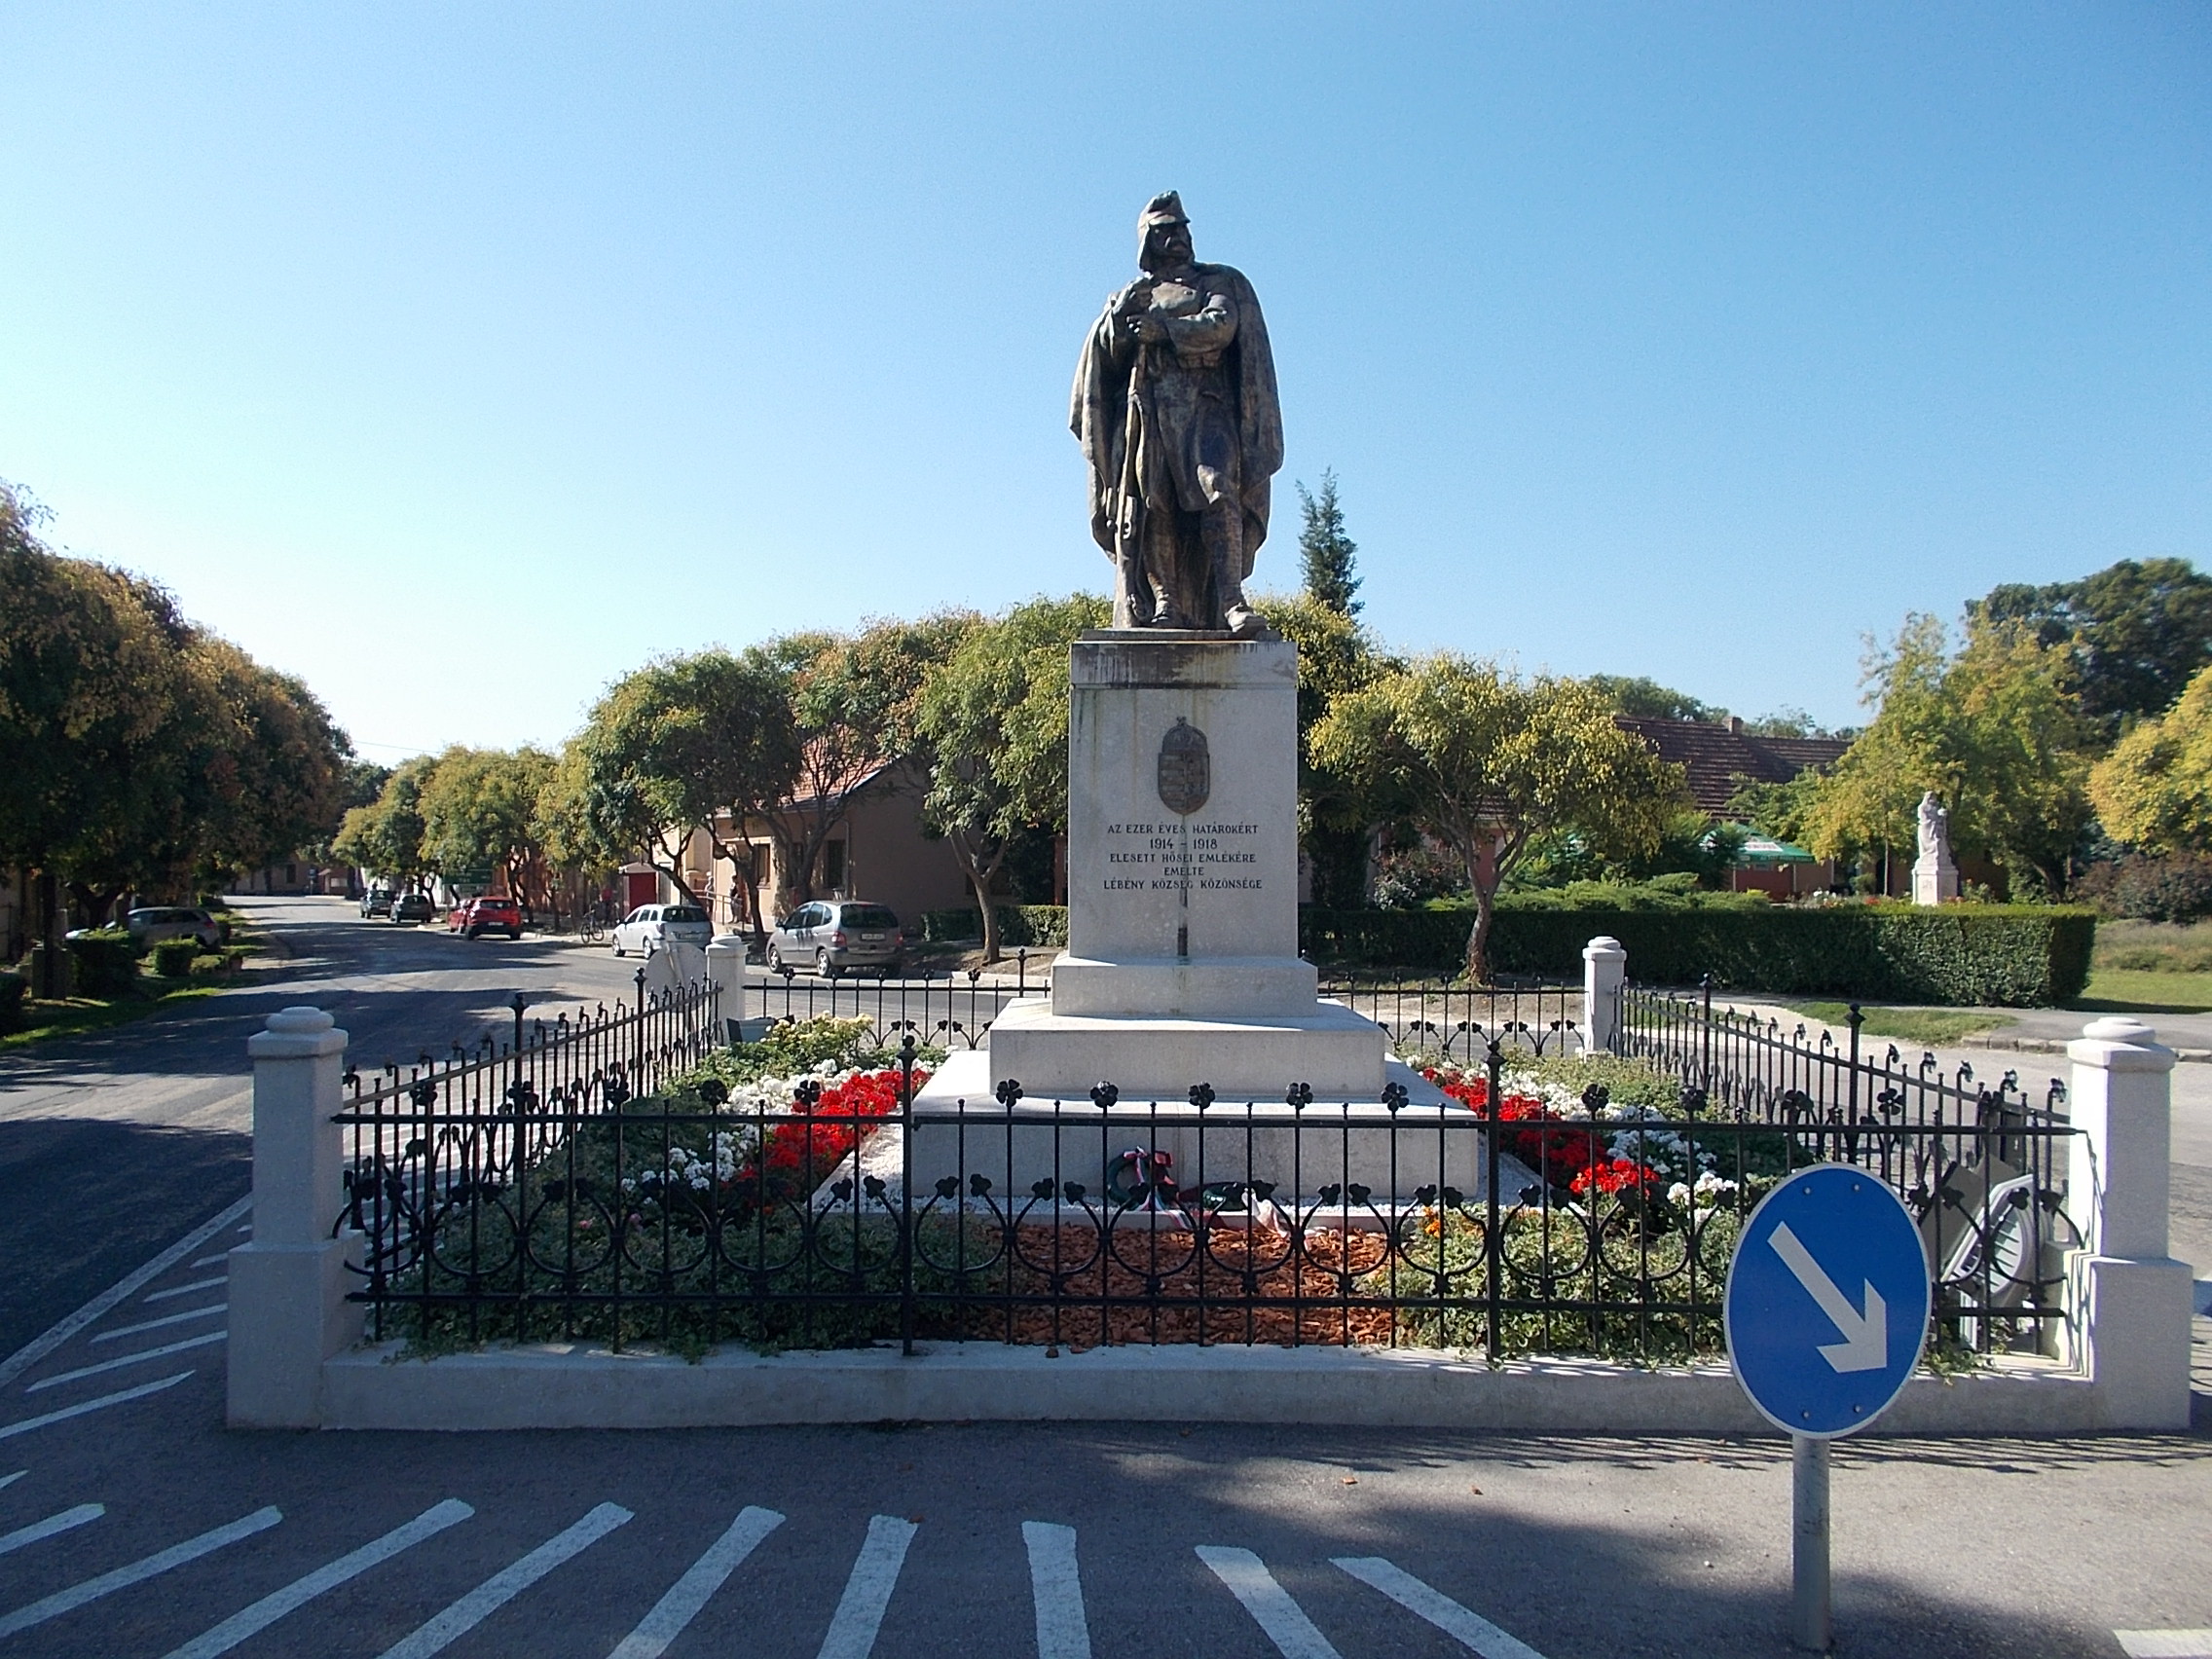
[2081,1015,2158,1047]
[1583,936,1625,956]
[263,1006,334,1035]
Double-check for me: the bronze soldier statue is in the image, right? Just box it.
[1071,193,1283,637]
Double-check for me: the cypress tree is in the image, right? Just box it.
[1296,469,1361,615]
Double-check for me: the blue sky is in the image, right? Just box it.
[2,3,2205,759]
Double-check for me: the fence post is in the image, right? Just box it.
[705,939,748,1046]
[227,1006,361,1428]
[2064,1016,2194,1430]
[1581,936,1626,1055]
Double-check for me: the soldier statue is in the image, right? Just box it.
[1071,193,1283,637]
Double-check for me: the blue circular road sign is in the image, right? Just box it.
[1724,1163,1932,1437]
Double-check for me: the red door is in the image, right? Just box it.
[624,869,659,912]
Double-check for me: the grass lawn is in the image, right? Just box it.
[2071,968,2212,1014]
[1779,1001,2014,1046]
[1,977,233,1051]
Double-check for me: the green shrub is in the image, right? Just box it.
[915,905,1068,948]
[1300,903,2095,1008]
[0,971,24,1032]
[65,930,139,996]
[150,938,200,978]
[2074,855,2212,923]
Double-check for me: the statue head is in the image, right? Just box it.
[1137,191,1194,275]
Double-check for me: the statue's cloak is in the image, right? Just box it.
[1069,261,1283,576]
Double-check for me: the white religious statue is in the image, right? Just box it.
[1911,791,1960,905]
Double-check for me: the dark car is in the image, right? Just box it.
[390,892,436,925]
[452,896,523,940]
[360,887,393,918]
[766,901,905,978]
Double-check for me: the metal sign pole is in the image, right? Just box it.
[1791,1435,1831,1650]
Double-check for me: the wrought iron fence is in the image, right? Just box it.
[742,968,1581,1066]
[335,975,721,1334]
[1615,979,2078,1353]
[334,974,2073,1362]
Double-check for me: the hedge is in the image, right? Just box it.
[1298,903,2096,1008]
[151,938,201,977]
[915,905,1070,948]
[65,930,140,997]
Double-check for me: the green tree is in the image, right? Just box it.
[333,755,441,890]
[1310,658,1684,979]
[421,747,557,912]
[1256,591,1394,906]
[569,651,802,915]
[1295,469,1361,616]
[1586,675,1725,724]
[771,611,979,913]
[2088,664,2212,854]
[916,594,1108,962]
[1972,557,2212,735]
[1806,615,2094,896]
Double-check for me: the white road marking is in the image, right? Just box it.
[145,1276,229,1303]
[0,1471,21,1492]
[1022,1522,1090,1659]
[28,1332,226,1392]
[0,1503,103,1559]
[817,1515,918,1659]
[189,1255,231,1270]
[161,1498,474,1659]
[1196,1546,1343,1659]
[375,1502,633,1659]
[2118,1634,2212,1658]
[607,1506,784,1659]
[0,1194,250,1389]
[1332,1557,1548,1658]
[0,1372,194,1442]
[93,1304,227,1343]
[0,1504,282,1640]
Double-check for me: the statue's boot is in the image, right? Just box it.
[1206,508,1268,639]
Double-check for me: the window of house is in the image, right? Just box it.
[822,839,847,895]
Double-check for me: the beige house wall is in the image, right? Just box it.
[702,766,972,932]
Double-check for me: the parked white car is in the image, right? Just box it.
[125,905,223,951]
[610,903,713,958]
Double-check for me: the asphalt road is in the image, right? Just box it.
[0,897,649,1364]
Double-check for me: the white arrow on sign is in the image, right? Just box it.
[1767,1221,1888,1374]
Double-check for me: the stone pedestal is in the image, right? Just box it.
[907,631,1465,1202]
[1911,855,1960,906]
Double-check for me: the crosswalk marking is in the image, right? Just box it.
[27,1332,226,1392]
[93,1304,227,1344]
[2118,1634,2212,1658]
[607,1505,785,1659]
[0,1371,193,1442]
[1332,1557,1548,1658]
[375,1502,633,1659]
[145,1276,228,1304]
[1196,1546,1343,1659]
[160,1498,474,1659]
[817,1514,917,1659]
[190,1254,231,1270]
[0,1470,22,1492]
[0,1502,103,1559]
[1022,1522,1090,1659]
[0,1504,282,1641]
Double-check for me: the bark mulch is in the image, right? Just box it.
[942,1220,1428,1349]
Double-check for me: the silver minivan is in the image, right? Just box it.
[610,903,714,958]
[767,902,905,978]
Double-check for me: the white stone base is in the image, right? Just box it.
[908,1045,1470,1204]
[1912,859,1961,905]
[1047,952,1318,1017]
[984,994,1385,1099]
[316,1341,2110,1435]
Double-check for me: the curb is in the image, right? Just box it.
[317,1343,2128,1435]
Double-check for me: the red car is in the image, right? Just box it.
[449,896,523,940]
